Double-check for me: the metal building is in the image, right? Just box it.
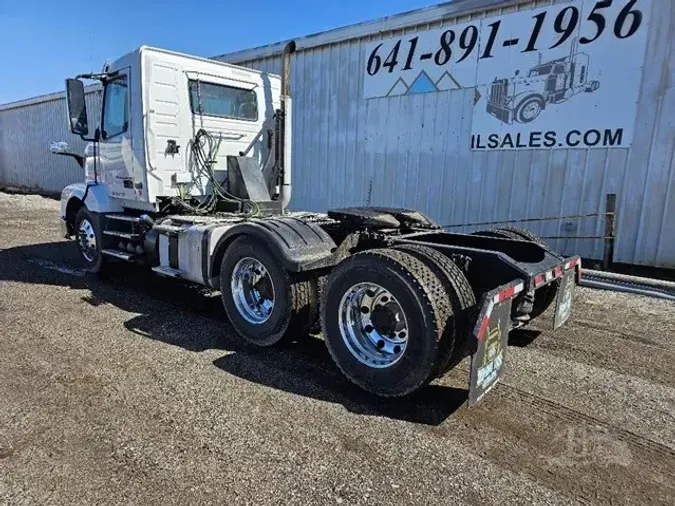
[215,0,674,269]
[0,86,102,194]
[0,0,673,269]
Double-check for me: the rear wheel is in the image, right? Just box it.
[220,236,318,346]
[393,244,476,374]
[498,227,545,244]
[321,249,451,397]
[471,228,522,240]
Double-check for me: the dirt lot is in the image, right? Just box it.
[0,192,674,505]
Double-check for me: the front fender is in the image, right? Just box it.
[513,92,545,108]
[60,183,125,236]
[61,183,124,215]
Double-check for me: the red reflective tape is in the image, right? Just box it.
[499,285,516,302]
[477,316,490,342]
[534,274,546,287]
[554,266,563,278]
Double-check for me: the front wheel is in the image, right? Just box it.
[515,96,544,124]
[74,207,107,273]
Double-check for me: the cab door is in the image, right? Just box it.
[98,68,137,201]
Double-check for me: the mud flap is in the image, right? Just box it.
[468,286,515,406]
[553,269,576,329]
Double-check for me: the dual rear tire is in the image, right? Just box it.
[220,237,476,397]
[321,247,475,397]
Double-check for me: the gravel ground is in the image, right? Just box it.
[1,192,674,505]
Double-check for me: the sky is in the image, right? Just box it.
[0,0,440,105]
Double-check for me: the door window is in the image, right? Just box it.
[102,74,129,139]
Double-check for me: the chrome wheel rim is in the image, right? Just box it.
[338,282,409,368]
[78,219,98,262]
[230,257,275,324]
[522,101,541,120]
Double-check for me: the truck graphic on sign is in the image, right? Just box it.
[486,41,601,125]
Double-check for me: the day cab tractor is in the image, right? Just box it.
[487,40,600,125]
[54,42,581,405]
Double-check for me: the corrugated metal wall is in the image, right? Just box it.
[0,0,672,267]
[0,89,102,194]
[224,0,675,268]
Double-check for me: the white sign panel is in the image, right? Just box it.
[363,0,651,150]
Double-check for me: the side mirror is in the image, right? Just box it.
[65,78,89,136]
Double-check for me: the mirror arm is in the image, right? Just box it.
[79,128,100,143]
[76,70,119,82]
[52,152,86,169]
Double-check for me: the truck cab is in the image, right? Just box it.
[58,46,281,226]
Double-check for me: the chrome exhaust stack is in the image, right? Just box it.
[278,40,296,212]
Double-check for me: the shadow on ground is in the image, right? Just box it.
[508,328,542,347]
[1,240,545,425]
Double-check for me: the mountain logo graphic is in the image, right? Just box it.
[407,71,438,94]
[436,71,461,91]
[382,70,481,104]
[386,77,409,97]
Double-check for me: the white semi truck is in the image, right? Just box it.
[55,43,581,404]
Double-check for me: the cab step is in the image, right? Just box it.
[152,266,184,278]
[103,230,143,240]
[105,214,142,223]
[101,248,137,261]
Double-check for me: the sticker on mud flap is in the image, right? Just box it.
[554,269,576,329]
[469,298,512,406]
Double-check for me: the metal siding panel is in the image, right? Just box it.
[312,48,329,211]
[2,0,672,268]
[219,0,673,268]
[451,89,477,229]
[344,39,362,208]
[293,52,309,211]
[281,0,671,267]
[613,1,674,267]
[354,39,373,208]
[0,90,102,193]
[400,93,425,210]
[634,4,675,267]
[328,42,344,210]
